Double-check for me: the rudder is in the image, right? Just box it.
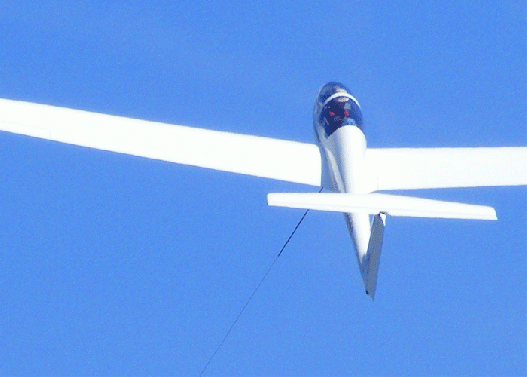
[361,213,386,300]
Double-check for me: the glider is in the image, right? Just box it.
[0,82,525,298]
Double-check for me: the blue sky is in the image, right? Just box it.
[0,1,525,375]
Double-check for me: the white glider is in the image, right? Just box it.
[0,82,525,298]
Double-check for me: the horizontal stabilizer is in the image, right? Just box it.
[267,193,497,220]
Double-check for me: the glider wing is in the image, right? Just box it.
[365,147,527,191]
[0,99,322,186]
[2,99,525,192]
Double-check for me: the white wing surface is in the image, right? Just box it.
[366,147,527,191]
[0,99,321,186]
[1,99,525,192]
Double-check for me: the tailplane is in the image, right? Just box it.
[267,192,497,299]
[267,192,497,220]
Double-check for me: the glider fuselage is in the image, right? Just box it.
[313,82,372,275]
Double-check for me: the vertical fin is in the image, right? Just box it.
[361,213,386,300]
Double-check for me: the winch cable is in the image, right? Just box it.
[199,187,322,376]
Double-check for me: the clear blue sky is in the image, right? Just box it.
[0,1,525,376]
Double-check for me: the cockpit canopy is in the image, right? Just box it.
[314,82,364,138]
[316,82,352,105]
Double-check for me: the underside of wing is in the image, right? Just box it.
[0,98,322,186]
[366,147,527,191]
